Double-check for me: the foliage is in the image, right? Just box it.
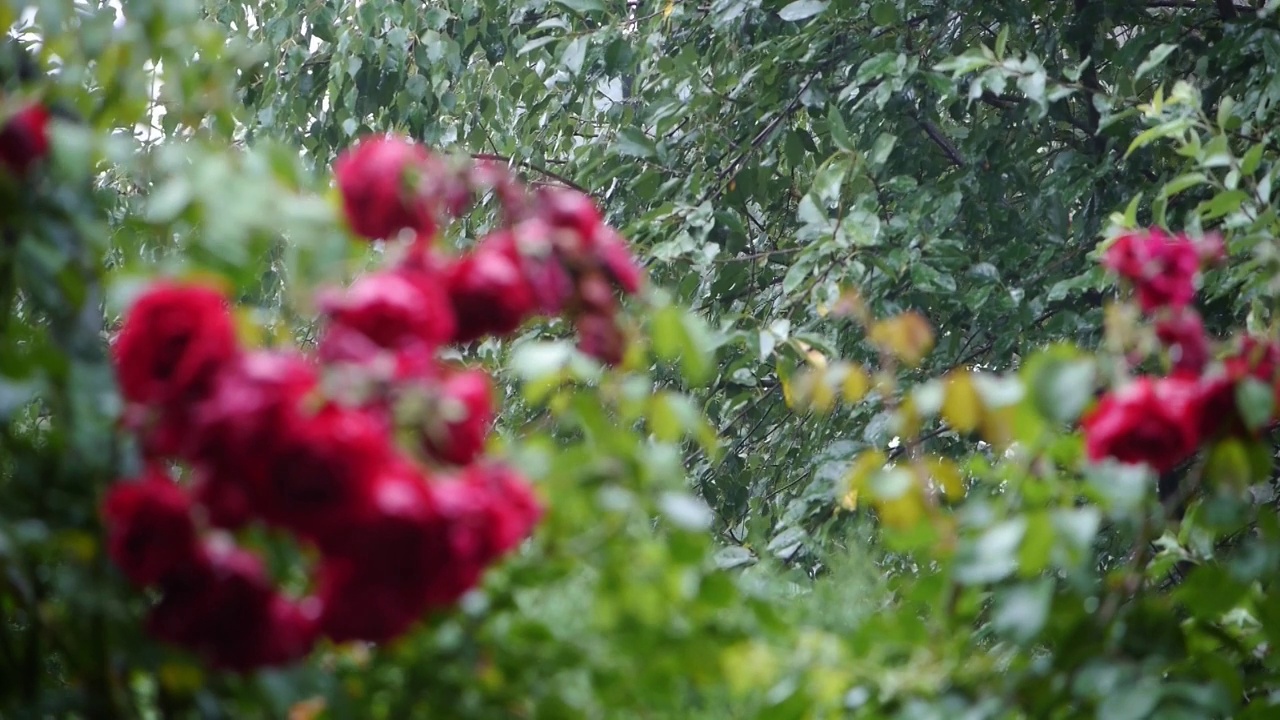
[6,0,1280,718]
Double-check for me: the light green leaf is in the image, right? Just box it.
[1135,43,1177,81]
[778,0,828,22]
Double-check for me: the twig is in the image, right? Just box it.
[469,153,592,196]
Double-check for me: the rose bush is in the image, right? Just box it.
[96,138,652,670]
[9,0,1280,718]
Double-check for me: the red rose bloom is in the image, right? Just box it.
[424,463,542,606]
[191,470,254,530]
[445,234,541,342]
[420,368,495,466]
[333,135,437,241]
[0,103,51,175]
[593,226,644,295]
[1155,309,1210,376]
[112,281,238,433]
[1194,373,1246,440]
[1081,376,1204,472]
[1101,229,1209,313]
[536,187,604,246]
[253,404,393,542]
[102,469,200,587]
[190,350,318,467]
[317,270,456,369]
[149,541,317,671]
[1224,335,1280,387]
[459,462,543,558]
[316,463,447,642]
[576,313,627,366]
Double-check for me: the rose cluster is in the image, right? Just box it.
[332,135,644,365]
[101,135,642,672]
[1083,228,1279,473]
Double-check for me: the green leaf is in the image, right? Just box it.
[1126,118,1194,158]
[1160,172,1208,199]
[561,36,588,75]
[869,2,897,26]
[955,518,1026,585]
[1205,439,1254,489]
[995,25,1009,60]
[517,36,559,56]
[552,0,605,14]
[1098,677,1162,720]
[1024,347,1095,423]
[1135,43,1177,80]
[827,104,853,151]
[869,132,897,167]
[1241,143,1265,176]
[1235,377,1274,432]
[991,580,1053,644]
[659,492,714,531]
[1197,189,1248,221]
[613,127,657,159]
[777,0,828,22]
[810,153,850,203]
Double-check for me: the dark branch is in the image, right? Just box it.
[469,153,592,196]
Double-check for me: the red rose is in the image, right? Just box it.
[575,313,626,366]
[0,103,51,175]
[317,270,456,370]
[1155,309,1210,375]
[593,226,644,295]
[445,234,540,342]
[536,187,603,246]
[1194,373,1246,440]
[1224,335,1280,387]
[419,368,495,467]
[149,540,318,671]
[102,469,200,587]
[458,462,543,559]
[1082,376,1203,472]
[113,282,239,456]
[316,463,447,642]
[333,135,437,241]
[1101,229,1209,313]
[423,463,543,605]
[191,470,254,530]
[190,351,318,467]
[252,404,393,542]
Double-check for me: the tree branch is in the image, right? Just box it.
[469,153,592,196]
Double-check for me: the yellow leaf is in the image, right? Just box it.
[233,308,265,348]
[843,450,888,497]
[796,340,828,369]
[926,457,965,500]
[870,311,935,367]
[781,375,796,410]
[810,374,836,414]
[663,0,675,19]
[839,489,859,511]
[941,371,982,433]
[289,698,327,720]
[816,302,829,317]
[841,364,871,403]
[158,663,204,695]
[876,492,924,529]
[980,403,1017,448]
[894,395,921,439]
[830,287,868,321]
[786,368,835,415]
[866,467,925,529]
[58,531,97,562]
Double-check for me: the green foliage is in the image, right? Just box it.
[7,0,1280,717]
